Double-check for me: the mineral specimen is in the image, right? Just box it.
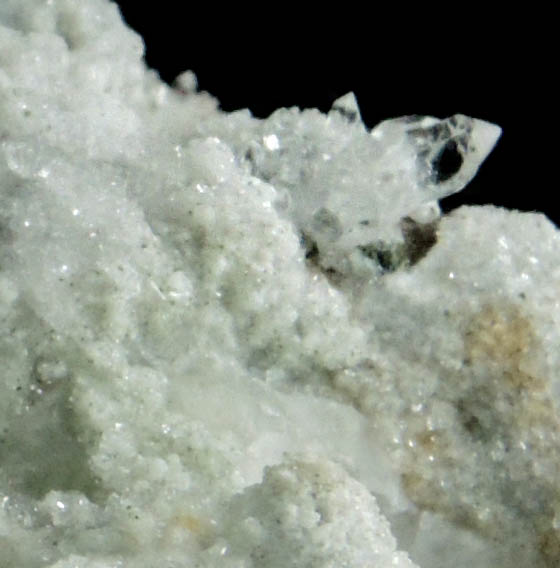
[0,1,558,567]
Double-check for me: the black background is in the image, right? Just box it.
[114,3,554,227]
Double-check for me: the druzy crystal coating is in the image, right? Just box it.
[1,2,559,567]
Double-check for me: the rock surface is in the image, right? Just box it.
[0,1,558,567]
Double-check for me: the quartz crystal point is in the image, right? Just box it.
[241,101,502,273]
[1,1,559,568]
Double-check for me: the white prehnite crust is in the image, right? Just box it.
[1,2,556,567]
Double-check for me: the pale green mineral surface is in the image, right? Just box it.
[1,2,559,567]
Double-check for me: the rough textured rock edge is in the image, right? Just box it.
[1,1,559,567]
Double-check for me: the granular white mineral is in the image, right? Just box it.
[0,2,558,568]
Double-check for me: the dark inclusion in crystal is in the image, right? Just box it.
[400,216,438,266]
[432,140,463,183]
[375,248,397,271]
[359,218,438,273]
[358,243,396,272]
[301,232,319,260]
[331,106,358,123]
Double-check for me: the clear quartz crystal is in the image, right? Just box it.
[1,2,559,568]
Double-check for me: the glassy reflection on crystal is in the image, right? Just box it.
[1,2,558,568]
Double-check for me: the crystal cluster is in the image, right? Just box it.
[1,1,559,567]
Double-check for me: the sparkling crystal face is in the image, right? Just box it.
[239,98,501,278]
[1,2,558,568]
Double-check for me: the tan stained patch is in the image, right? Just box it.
[173,514,209,533]
[464,304,544,391]
[463,303,557,441]
[539,528,560,565]
[163,513,216,548]
[401,471,443,513]
[400,302,560,566]
[466,304,530,360]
